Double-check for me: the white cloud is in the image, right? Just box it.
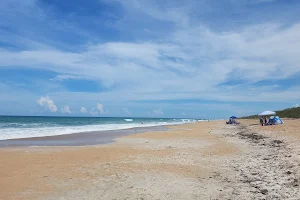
[37,96,57,112]
[89,109,98,116]
[151,109,163,116]
[123,108,132,115]
[249,0,276,4]
[61,105,72,114]
[97,103,105,114]
[51,74,85,81]
[2,22,300,104]
[113,0,190,26]
[294,104,299,108]
[80,107,87,113]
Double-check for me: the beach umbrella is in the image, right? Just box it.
[258,111,276,116]
[230,116,237,119]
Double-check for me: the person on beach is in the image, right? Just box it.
[260,116,264,126]
[264,117,268,125]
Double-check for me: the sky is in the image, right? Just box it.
[0,0,300,119]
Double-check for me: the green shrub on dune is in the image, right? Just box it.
[242,107,300,119]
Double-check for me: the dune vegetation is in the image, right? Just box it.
[242,107,300,119]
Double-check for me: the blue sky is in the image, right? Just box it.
[0,0,300,118]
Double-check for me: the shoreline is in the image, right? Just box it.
[0,124,179,147]
[1,120,300,199]
[0,116,199,141]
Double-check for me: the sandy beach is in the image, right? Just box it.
[1,120,300,199]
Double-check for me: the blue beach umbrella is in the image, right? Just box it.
[230,116,237,119]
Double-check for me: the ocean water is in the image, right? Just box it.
[0,116,198,140]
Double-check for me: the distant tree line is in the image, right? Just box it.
[242,107,300,119]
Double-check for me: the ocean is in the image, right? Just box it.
[0,116,198,140]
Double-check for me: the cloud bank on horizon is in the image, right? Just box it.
[0,0,300,118]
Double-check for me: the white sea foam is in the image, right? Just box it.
[0,121,187,140]
[180,119,197,123]
[124,119,133,122]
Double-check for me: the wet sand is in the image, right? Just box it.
[0,126,169,147]
[1,120,300,199]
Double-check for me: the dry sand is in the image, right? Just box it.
[1,120,300,199]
